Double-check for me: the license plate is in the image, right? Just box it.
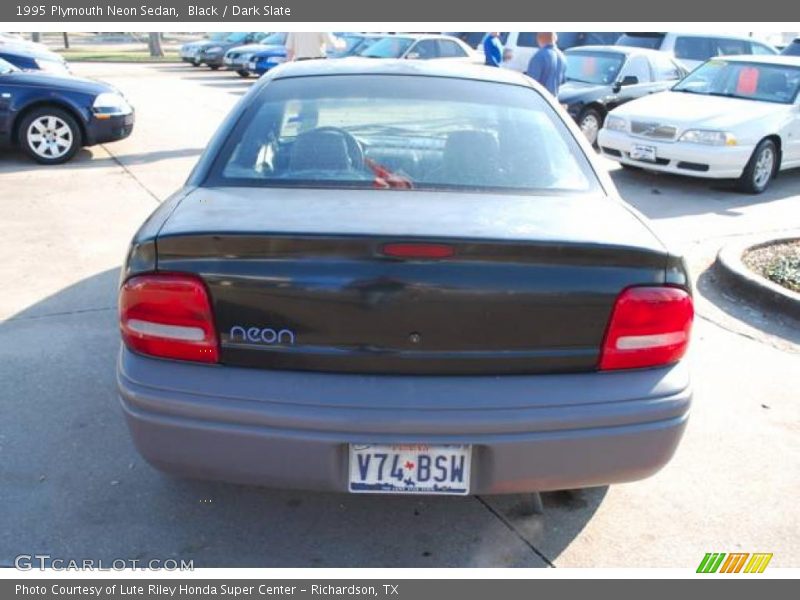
[349,444,471,495]
[630,144,657,162]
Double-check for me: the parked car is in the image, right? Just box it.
[501,32,623,72]
[196,32,265,70]
[0,43,69,74]
[0,58,134,164]
[118,59,693,496]
[781,38,800,57]
[616,32,778,70]
[560,46,688,144]
[224,32,285,77]
[247,42,288,77]
[598,56,800,193]
[179,32,232,66]
[328,33,382,58]
[358,34,478,63]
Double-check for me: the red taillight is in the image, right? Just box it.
[382,242,455,259]
[119,273,219,363]
[599,286,693,371]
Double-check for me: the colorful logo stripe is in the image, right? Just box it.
[697,553,773,573]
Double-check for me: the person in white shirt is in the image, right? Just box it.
[285,32,344,61]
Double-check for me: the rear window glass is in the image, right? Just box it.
[616,33,665,50]
[674,37,713,61]
[211,75,598,194]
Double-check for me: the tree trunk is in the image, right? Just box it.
[148,33,164,58]
[62,32,70,49]
[31,33,41,42]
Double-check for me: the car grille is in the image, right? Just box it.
[630,121,677,140]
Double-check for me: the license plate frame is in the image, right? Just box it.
[348,443,472,495]
[630,144,658,162]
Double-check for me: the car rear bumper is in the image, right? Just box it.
[598,129,753,179]
[118,347,691,494]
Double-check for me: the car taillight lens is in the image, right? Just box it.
[119,273,219,363]
[599,286,693,371]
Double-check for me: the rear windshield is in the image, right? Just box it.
[673,60,800,104]
[209,75,599,194]
[359,37,414,58]
[617,33,665,50]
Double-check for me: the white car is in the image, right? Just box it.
[616,32,778,71]
[358,34,479,64]
[598,56,800,193]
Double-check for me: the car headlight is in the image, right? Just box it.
[605,116,628,132]
[679,130,737,146]
[92,92,133,118]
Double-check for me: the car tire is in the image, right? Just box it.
[209,64,221,70]
[17,106,82,165]
[578,108,603,146]
[737,138,777,194]
[236,70,250,78]
[191,60,201,67]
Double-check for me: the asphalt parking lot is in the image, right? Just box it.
[1,62,799,568]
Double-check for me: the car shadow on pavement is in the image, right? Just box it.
[0,147,205,172]
[0,268,605,568]
[609,165,800,220]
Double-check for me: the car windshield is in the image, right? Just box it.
[331,35,368,57]
[565,51,625,84]
[260,32,286,45]
[673,59,800,104]
[360,37,414,58]
[225,32,250,44]
[0,57,18,74]
[781,41,800,56]
[617,33,665,50]
[211,75,598,194]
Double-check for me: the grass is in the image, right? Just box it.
[60,49,180,63]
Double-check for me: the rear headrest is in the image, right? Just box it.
[442,130,500,185]
[290,129,352,172]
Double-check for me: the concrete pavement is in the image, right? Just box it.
[1,63,798,568]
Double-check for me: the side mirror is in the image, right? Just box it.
[612,75,639,92]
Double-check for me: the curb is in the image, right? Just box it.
[714,234,800,322]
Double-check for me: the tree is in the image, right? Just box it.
[148,33,164,57]
[31,33,41,42]
[62,32,70,49]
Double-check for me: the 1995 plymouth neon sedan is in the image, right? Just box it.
[117,59,693,496]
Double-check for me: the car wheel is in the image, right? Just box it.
[738,139,777,194]
[18,106,82,165]
[209,64,221,71]
[191,59,201,67]
[236,70,250,78]
[578,108,603,146]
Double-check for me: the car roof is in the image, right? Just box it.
[266,57,530,85]
[711,54,800,67]
[566,45,670,58]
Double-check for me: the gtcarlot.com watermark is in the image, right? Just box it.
[14,554,194,571]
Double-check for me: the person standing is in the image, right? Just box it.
[526,32,567,96]
[482,32,504,67]
[285,32,344,61]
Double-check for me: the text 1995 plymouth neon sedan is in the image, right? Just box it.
[117,59,693,496]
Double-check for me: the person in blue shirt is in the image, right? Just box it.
[526,32,567,96]
[483,32,504,67]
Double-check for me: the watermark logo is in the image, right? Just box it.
[697,552,773,573]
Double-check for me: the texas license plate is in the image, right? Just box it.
[630,144,657,162]
[349,444,471,495]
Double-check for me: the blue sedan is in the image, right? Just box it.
[0,58,134,164]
